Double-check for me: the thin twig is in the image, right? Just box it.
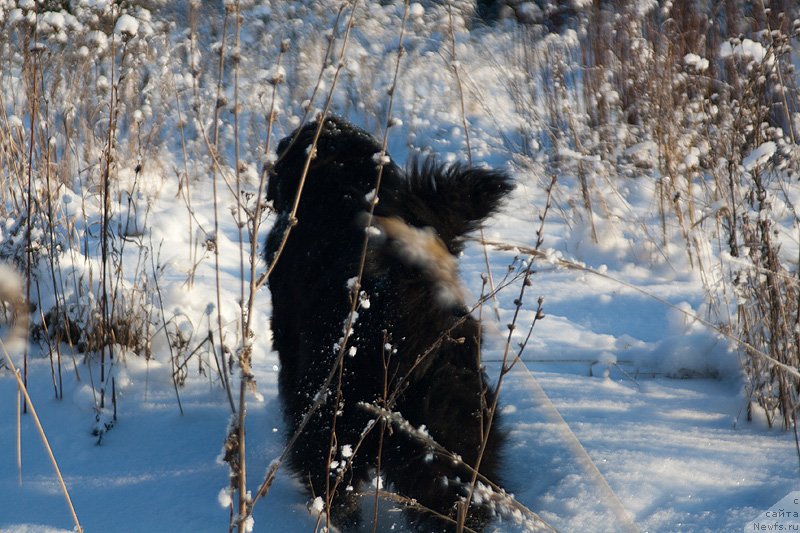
[475,235,800,381]
[1,340,83,533]
[210,5,236,414]
[148,235,184,415]
[460,175,557,527]
[354,404,559,532]
[445,0,501,324]
[246,0,363,516]
[258,2,353,287]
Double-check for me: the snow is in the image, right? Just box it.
[372,152,391,166]
[310,496,325,514]
[742,141,777,171]
[1,2,798,532]
[719,38,773,66]
[218,487,233,508]
[683,53,709,72]
[39,11,65,33]
[6,114,23,130]
[114,14,139,37]
[409,3,425,18]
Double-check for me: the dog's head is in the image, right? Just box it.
[268,116,402,214]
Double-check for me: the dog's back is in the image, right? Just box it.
[266,116,513,531]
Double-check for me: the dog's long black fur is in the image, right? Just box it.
[265,116,513,531]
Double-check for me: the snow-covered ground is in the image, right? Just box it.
[2,176,796,532]
[1,1,799,532]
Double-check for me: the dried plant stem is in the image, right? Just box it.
[756,0,796,145]
[357,403,556,532]
[16,378,21,484]
[210,6,236,414]
[23,42,41,416]
[371,417,387,533]
[149,235,184,415]
[258,2,353,286]
[374,489,479,533]
[382,262,529,414]
[458,175,555,531]
[227,3,254,530]
[369,333,392,532]
[248,2,416,519]
[477,235,800,382]
[227,38,289,529]
[172,76,196,287]
[245,43,285,341]
[1,340,83,533]
[97,22,133,414]
[99,20,117,411]
[445,0,501,323]
[43,128,63,400]
[318,2,410,526]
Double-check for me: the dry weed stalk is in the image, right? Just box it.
[234,2,363,529]
[23,20,42,413]
[210,3,237,414]
[445,0,503,324]
[317,3,410,528]
[476,236,800,382]
[444,6,558,527]
[1,264,82,533]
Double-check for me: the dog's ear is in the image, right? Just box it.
[403,157,514,253]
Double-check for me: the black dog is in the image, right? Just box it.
[265,116,513,531]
